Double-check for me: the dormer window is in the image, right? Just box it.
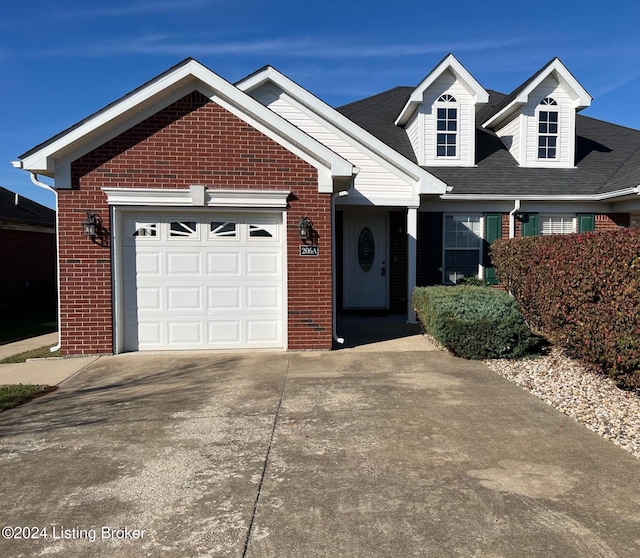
[436,94,458,158]
[538,97,558,159]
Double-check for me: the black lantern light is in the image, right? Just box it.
[82,210,100,239]
[298,216,313,244]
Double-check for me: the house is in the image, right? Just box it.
[0,186,56,312]
[12,55,640,354]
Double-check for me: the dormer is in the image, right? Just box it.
[395,54,489,167]
[482,58,592,168]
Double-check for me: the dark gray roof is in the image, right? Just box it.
[0,187,55,227]
[337,85,640,197]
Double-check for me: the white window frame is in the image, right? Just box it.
[442,214,483,284]
[540,214,576,235]
[537,98,559,160]
[435,95,459,160]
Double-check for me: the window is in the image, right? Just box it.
[443,215,482,284]
[436,94,458,158]
[132,222,157,237]
[249,221,277,238]
[538,98,558,159]
[169,221,198,238]
[209,221,237,239]
[540,215,575,235]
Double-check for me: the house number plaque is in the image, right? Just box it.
[300,245,319,256]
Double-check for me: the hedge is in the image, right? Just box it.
[491,228,640,390]
[412,285,539,360]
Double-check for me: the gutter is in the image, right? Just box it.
[509,199,521,239]
[440,187,640,202]
[30,173,62,353]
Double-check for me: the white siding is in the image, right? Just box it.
[420,71,475,167]
[496,115,522,164]
[522,76,575,167]
[250,84,415,205]
[405,113,420,164]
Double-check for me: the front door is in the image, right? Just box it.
[343,213,388,308]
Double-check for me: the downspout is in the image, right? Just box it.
[30,173,62,353]
[331,188,351,345]
[509,199,521,239]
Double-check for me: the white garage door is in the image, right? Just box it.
[122,211,284,351]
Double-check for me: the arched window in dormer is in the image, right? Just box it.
[436,94,458,158]
[538,97,558,159]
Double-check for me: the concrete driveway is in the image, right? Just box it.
[1,348,639,557]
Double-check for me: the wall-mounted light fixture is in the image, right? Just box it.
[298,215,314,244]
[82,210,100,239]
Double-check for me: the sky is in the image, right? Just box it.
[2,0,640,210]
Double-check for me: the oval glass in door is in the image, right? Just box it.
[357,227,375,272]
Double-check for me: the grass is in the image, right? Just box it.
[0,310,57,345]
[0,384,56,412]
[0,346,62,364]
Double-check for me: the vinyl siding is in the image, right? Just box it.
[251,85,415,205]
[496,115,521,164]
[421,72,475,167]
[523,76,574,167]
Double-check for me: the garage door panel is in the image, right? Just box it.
[122,212,284,351]
[136,252,161,275]
[208,321,242,344]
[247,286,280,310]
[167,252,201,275]
[247,320,281,343]
[168,286,202,310]
[207,286,241,310]
[207,252,241,275]
[168,321,203,344]
[246,252,280,275]
[138,322,162,345]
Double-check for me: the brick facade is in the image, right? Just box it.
[61,92,332,354]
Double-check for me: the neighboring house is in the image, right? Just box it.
[12,55,640,354]
[0,186,56,312]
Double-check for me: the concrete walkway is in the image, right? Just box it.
[0,333,100,386]
[1,346,639,557]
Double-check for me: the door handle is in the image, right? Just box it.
[381,261,386,276]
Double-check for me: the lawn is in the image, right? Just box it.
[0,384,56,412]
[0,310,57,345]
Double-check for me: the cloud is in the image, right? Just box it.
[53,0,214,18]
[24,34,523,61]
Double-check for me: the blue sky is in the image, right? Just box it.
[2,0,640,209]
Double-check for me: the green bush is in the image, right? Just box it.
[413,286,539,360]
[491,228,640,390]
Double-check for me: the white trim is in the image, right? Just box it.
[407,208,418,323]
[483,58,592,130]
[395,54,489,126]
[18,59,355,194]
[102,187,290,208]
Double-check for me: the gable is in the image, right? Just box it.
[15,59,355,194]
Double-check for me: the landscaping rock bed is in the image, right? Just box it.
[484,349,640,458]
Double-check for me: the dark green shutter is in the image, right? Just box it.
[483,214,502,284]
[577,214,595,233]
[423,213,443,285]
[520,213,539,237]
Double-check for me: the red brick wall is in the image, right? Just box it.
[61,91,332,354]
[595,213,629,231]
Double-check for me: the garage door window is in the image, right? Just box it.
[209,221,237,239]
[132,222,157,237]
[249,221,277,238]
[170,221,198,238]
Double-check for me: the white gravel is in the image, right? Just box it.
[484,348,640,458]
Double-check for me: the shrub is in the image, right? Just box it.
[413,286,539,360]
[491,228,640,390]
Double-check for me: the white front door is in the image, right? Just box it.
[343,213,388,308]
